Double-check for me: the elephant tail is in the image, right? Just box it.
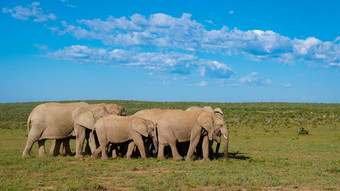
[27,112,33,134]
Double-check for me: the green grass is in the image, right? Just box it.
[0,101,339,190]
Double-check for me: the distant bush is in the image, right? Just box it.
[298,128,309,135]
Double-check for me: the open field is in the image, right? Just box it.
[0,101,339,190]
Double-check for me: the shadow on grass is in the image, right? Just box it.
[215,151,251,160]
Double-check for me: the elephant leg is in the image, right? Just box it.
[92,140,108,160]
[22,129,42,157]
[74,124,86,157]
[202,135,210,161]
[49,140,56,155]
[84,129,92,155]
[101,143,109,160]
[52,139,63,156]
[62,138,72,156]
[144,139,151,158]
[22,139,36,157]
[88,132,97,154]
[215,142,220,159]
[195,138,203,159]
[208,140,214,159]
[126,142,135,159]
[111,148,117,159]
[38,139,46,157]
[157,143,165,160]
[186,134,201,162]
[84,142,91,155]
[133,136,146,159]
[169,143,183,161]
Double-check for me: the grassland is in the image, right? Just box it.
[0,100,339,190]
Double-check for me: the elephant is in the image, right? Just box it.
[49,103,126,156]
[134,108,228,161]
[23,102,89,157]
[91,115,156,160]
[186,106,226,159]
[71,103,126,157]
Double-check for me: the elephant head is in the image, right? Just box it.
[198,111,229,159]
[95,103,126,116]
[72,105,108,130]
[213,108,223,115]
[131,117,158,154]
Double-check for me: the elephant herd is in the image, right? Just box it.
[22,102,229,161]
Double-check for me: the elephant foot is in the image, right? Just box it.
[52,152,60,157]
[185,157,194,162]
[22,153,30,158]
[102,156,109,160]
[174,156,184,161]
[75,154,83,158]
[157,156,166,160]
[38,153,47,157]
[202,158,211,162]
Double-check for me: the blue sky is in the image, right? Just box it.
[1,0,339,103]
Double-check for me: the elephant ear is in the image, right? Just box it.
[73,107,95,130]
[197,112,214,140]
[214,108,224,116]
[132,118,148,137]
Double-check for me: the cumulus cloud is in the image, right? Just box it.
[2,2,56,22]
[239,72,273,86]
[4,5,339,71]
[3,5,339,68]
[47,45,234,78]
[45,13,339,67]
[238,72,292,88]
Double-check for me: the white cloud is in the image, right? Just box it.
[191,81,208,87]
[2,2,56,22]
[4,8,339,69]
[239,72,272,86]
[47,13,339,67]
[34,44,48,51]
[46,45,234,78]
[66,4,76,8]
[330,62,340,67]
[47,45,108,63]
[229,10,234,15]
[238,72,292,88]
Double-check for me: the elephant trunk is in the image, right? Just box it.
[221,127,229,159]
[215,142,220,159]
[152,126,158,154]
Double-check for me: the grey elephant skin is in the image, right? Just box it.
[23,102,88,157]
[72,103,126,157]
[186,106,227,159]
[134,109,228,161]
[92,115,156,160]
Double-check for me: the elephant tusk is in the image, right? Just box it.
[223,134,228,140]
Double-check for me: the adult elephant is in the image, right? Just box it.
[134,109,228,161]
[71,103,126,157]
[49,103,127,156]
[23,102,126,157]
[186,106,227,159]
[23,102,88,157]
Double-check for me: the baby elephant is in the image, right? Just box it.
[92,115,156,160]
